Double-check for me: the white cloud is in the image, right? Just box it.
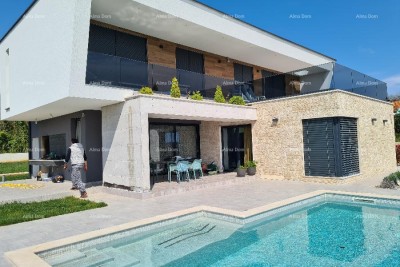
[384,74,400,96]
[384,74,400,88]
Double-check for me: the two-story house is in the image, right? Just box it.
[0,0,395,192]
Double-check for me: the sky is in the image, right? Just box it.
[0,0,399,95]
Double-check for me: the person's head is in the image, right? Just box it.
[71,138,79,144]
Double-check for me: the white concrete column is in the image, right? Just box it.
[130,105,150,191]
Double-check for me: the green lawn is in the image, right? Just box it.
[0,161,29,174]
[0,196,107,226]
[4,173,31,181]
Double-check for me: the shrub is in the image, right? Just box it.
[170,77,181,98]
[214,85,225,103]
[190,91,203,101]
[379,177,397,189]
[139,86,153,95]
[396,144,400,165]
[228,96,246,105]
[246,160,257,168]
[395,114,400,133]
[393,171,400,185]
[379,172,400,189]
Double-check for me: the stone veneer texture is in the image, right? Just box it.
[251,90,396,182]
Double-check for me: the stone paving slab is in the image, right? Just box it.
[1,174,400,266]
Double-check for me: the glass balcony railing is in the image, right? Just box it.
[86,51,235,98]
[86,52,388,102]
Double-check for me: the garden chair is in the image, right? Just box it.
[171,161,190,183]
[190,159,203,180]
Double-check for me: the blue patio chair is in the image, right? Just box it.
[168,163,177,182]
[190,159,203,180]
[171,161,190,183]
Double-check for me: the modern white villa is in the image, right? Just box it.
[0,0,396,193]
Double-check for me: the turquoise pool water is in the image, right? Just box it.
[40,197,400,267]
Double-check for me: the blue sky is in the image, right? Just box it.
[1,0,399,95]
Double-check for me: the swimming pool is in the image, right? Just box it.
[13,192,400,266]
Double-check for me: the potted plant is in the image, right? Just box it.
[139,86,153,95]
[214,85,225,103]
[170,77,181,98]
[190,91,203,101]
[237,165,247,177]
[228,95,246,105]
[246,160,257,175]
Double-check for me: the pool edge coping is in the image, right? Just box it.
[5,189,400,267]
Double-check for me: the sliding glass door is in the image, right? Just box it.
[149,123,200,163]
[221,125,252,172]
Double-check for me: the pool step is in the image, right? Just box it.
[45,250,86,266]
[57,249,113,267]
[100,247,141,267]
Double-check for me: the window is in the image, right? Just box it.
[88,24,147,62]
[86,24,148,87]
[175,48,204,92]
[176,48,204,73]
[303,117,359,177]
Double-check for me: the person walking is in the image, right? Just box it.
[64,138,88,198]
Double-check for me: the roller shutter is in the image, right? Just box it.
[303,117,359,177]
[303,118,336,176]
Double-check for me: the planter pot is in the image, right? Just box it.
[247,167,256,176]
[237,168,246,177]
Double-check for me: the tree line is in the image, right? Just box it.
[0,121,29,153]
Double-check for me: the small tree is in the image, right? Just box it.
[170,77,181,98]
[214,85,225,103]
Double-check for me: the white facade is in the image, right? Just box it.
[0,0,333,122]
[0,0,131,121]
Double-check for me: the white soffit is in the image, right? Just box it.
[91,0,334,73]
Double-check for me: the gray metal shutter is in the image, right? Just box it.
[116,31,147,62]
[303,118,336,176]
[88,24,116,56]
[176,48,203,73]
[338,118,359,176]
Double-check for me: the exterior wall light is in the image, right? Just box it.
[371,118,377,125]
[272,117,279,126]
[383,119,388,125]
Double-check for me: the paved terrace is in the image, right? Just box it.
[1,174,400,266]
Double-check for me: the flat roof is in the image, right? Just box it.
[0,0,335,62]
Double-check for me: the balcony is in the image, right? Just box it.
[86,52,387,102]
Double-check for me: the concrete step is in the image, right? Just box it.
[59,248,113,267]
[100,247,141,267]
[46,249,86,266]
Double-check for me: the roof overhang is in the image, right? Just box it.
[91,0,334,73]
[4,97,119,121]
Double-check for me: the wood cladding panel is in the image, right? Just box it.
[204,54,234,80]
[147,38,176,68]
